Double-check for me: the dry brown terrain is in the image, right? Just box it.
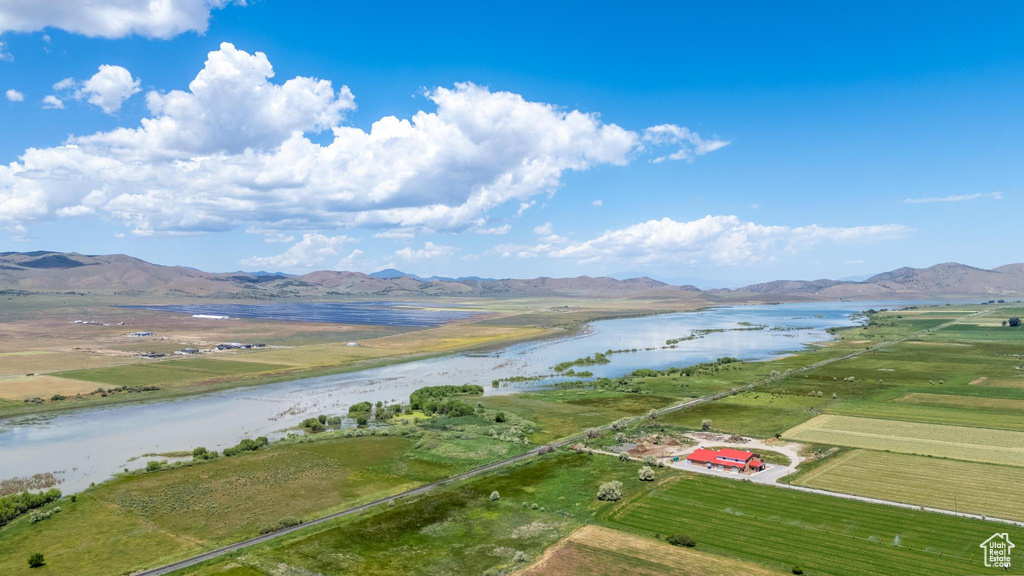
[517,525,784,576]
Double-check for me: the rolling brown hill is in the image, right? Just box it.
[1,251,1022,300]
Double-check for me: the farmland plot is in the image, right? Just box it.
[783,414,1024,466]
[606,475,1024,576]
[790,449,1024,521]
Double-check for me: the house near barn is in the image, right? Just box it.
[686,447,765,473]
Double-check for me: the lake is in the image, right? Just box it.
[0,302,886,492]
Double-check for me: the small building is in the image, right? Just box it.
[686,448,765,473]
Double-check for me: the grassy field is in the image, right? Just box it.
[0,430,528,576]
[519,525,786,576]
[54,358,292,387]
[788,449,1024,521]
[606,473,1024,576]
[783,414,1024,466]
[182,453,661,576]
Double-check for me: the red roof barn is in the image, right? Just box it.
[686,448,765,472]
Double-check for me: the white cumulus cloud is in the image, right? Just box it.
[41,94,63,109]
[544,215,911,265]
[0,43,722,240]
[0,0,243,39]
[395,242,455,262]
[75,65,141,113]
[240,233,356,270]
[5,89,23,101]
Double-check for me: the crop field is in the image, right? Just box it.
[789,449,1024,521]
[895,392,1024,411]
[783,414,1024,466]
[0,432,523,576]
[519,525,785,576]
[183,453,663,576]
[606,473,1024,576]
[826,400,1024,431]
[54,357,292,387]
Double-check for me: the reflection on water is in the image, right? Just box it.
[0,302,886,492]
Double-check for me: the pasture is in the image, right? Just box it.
[789,449,1024,521]
[182,453,659,576]
[606,473,1024,576]
[783,414,1024,466]
[0,432,522,576]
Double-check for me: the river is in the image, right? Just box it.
[0,302,889,493]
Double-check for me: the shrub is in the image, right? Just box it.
[701,419,712,431]
[618,451,630,462]
[223,436,269,457]
[409,384,484,410]
[1009,317,1021,327]
[666,534,696,547]
[318,414,328,425]
[513,551,528,563]
[638,466,655,481]
[647,409,658,421]
[494,411,506,423]
[792,567,804,575]
[356,416,368,426]
[257,516,301,535]
[597,480,623,501]
[327,416,342,425]
[28,553,45,568]
[642,455,657,467]
[490,491,500,501]
[146,460,162,472]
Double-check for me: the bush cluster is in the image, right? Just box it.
[223,436,269,457]
[0,488,61,527]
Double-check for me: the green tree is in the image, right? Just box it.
[494,411,506,423]
[638,466,655,481]
[597,480,623,501]
[1009,317,1021,327]
[28,553,45,568]
[701,419,712,431]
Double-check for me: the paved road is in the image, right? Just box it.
[139,306,1000,575]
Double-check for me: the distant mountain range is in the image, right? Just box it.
[1,251,1023,301]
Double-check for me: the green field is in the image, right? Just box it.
[789,449,1024,521]
[0,431,527,576]
[54,358,291,387]
[183,453,659,576]
[607,473,1024,575]
[783,414,1024,466]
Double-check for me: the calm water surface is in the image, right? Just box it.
[0,302,893,492]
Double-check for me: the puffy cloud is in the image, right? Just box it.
[533,222,552,235]
[0,43,721,240]
[395,242,455,262]
[544,216,911,265]
[76,65,141,113]
[903,192,1002,204]
[0,40,11,61]
[0,0,243,39]
[239,233,356,270]
[41,94,63,109]
[474,224,510,235]
[643,124,729,163]
[591,199,602,207]
[5,89,23,101]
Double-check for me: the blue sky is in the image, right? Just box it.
[0,1,1021,286]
